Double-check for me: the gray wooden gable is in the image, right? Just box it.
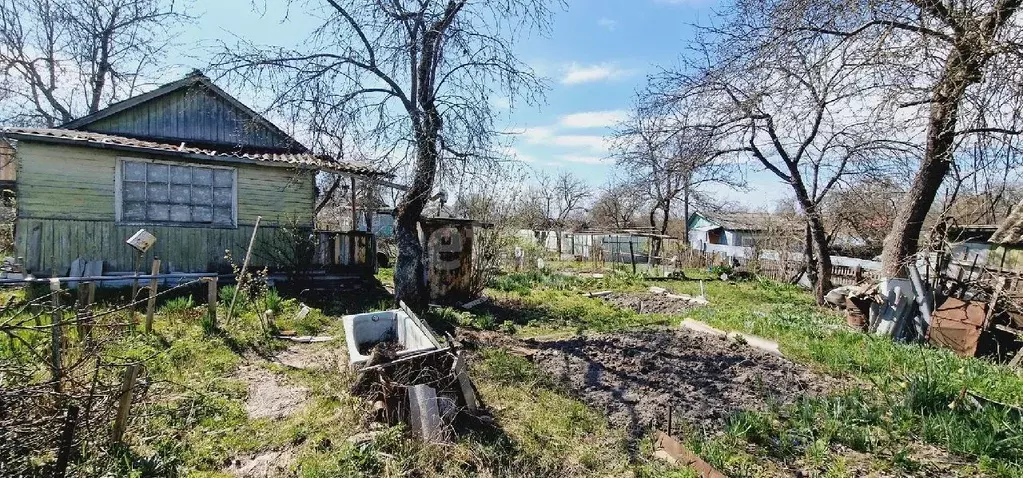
[63,73,302,153]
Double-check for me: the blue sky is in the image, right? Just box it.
[169,0,788,209]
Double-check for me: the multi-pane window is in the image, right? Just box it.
[119,160,235,226]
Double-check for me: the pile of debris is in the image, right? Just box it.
[343,302,483,441]
[828,264,1023,362]
[587,286,709,315]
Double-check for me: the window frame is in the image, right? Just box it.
[114,157,238,228]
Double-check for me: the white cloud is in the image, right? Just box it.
[501,146,536,163]
[560,62,634,85]
[490,96,511,110]
[559,155,606,165]
[549,134,609,152]
[559,110,629,129]
[598,18,618,31]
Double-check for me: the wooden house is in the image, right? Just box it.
[0,71,387,277]
[686,212,768,248]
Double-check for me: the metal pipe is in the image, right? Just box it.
[0,273,217,284]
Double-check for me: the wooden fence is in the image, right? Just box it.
[314,230,376,272]
[677,249,881,285]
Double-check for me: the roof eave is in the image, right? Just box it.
[5,132,394,175]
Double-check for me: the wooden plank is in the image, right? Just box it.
[144,258,161,334]
[112,364,140,443]
[653,431,726,478]
[50,278,62,391]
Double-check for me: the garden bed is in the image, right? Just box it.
[531,328,837,435]
[597,291,702,315]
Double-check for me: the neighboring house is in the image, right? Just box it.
[686,212,767,249]
[0,71,386,276]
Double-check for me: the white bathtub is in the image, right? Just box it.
[343,307,439,368]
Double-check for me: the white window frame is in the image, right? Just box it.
[115,157,238,228]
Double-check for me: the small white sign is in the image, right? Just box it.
[126,229,157,253]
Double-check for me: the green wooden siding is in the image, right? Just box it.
[15,142,315,225]
[17,219,274,273]
[13,142,325,274]
[16,219,377,274]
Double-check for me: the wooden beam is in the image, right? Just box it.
[350,175,358,232]
[653,431,726,478]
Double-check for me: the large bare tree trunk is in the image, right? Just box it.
[881,72,964,276]
[880,6,1021,275]
[807,213,833,304]
[394,116,442,313]
[682,187,690,244]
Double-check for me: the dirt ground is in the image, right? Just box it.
[530,328,837,435]
[226,342,341,477]
[598,291,700,315]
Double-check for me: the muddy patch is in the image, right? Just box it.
[532,328,836,435]
[599,292,698,315]
[224,448,295,477]
[236,364,308,420]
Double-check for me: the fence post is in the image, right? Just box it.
[54,404,79,478]
[49,278,62,391]
[853,265,863,283]
[629,239,636,274]
[112,364,140,444]
[76,281,96,342]
[205,276,218,329]
[144,258,161,334]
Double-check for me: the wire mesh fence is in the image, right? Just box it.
[0,277,204,477]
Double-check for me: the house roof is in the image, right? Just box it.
[691,211,773,231]
[992,203,1023,245]
[2,127,388,177]
[62,71,302,150]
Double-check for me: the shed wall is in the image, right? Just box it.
[13,142,317,274]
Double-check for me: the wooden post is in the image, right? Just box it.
[76,281,96,342]
[50,278,62,391]
[144,258,161,334]
[629,239,637,274]
[130,250,142,329]
[205,276,218,329]
[350,175,357,232]
[853,265,863,283]
[54,404,79,478]
[227,216,261,324]
[112,364,140,443]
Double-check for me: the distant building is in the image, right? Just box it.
[686,212,768,249]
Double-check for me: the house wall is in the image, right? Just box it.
[13,142,317,274]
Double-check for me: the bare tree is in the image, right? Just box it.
[0,0,190,126]
[590,177,645,230]
[737,0,1023,276]
[644,18,915,303]
[536,171,591,254]
[214,0,558,311]
[612,109,742,256]
[823,177,901,258]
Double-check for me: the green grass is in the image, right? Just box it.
[3,276,688,477]
[11,262,1023,476]
[476,267,1023,476]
